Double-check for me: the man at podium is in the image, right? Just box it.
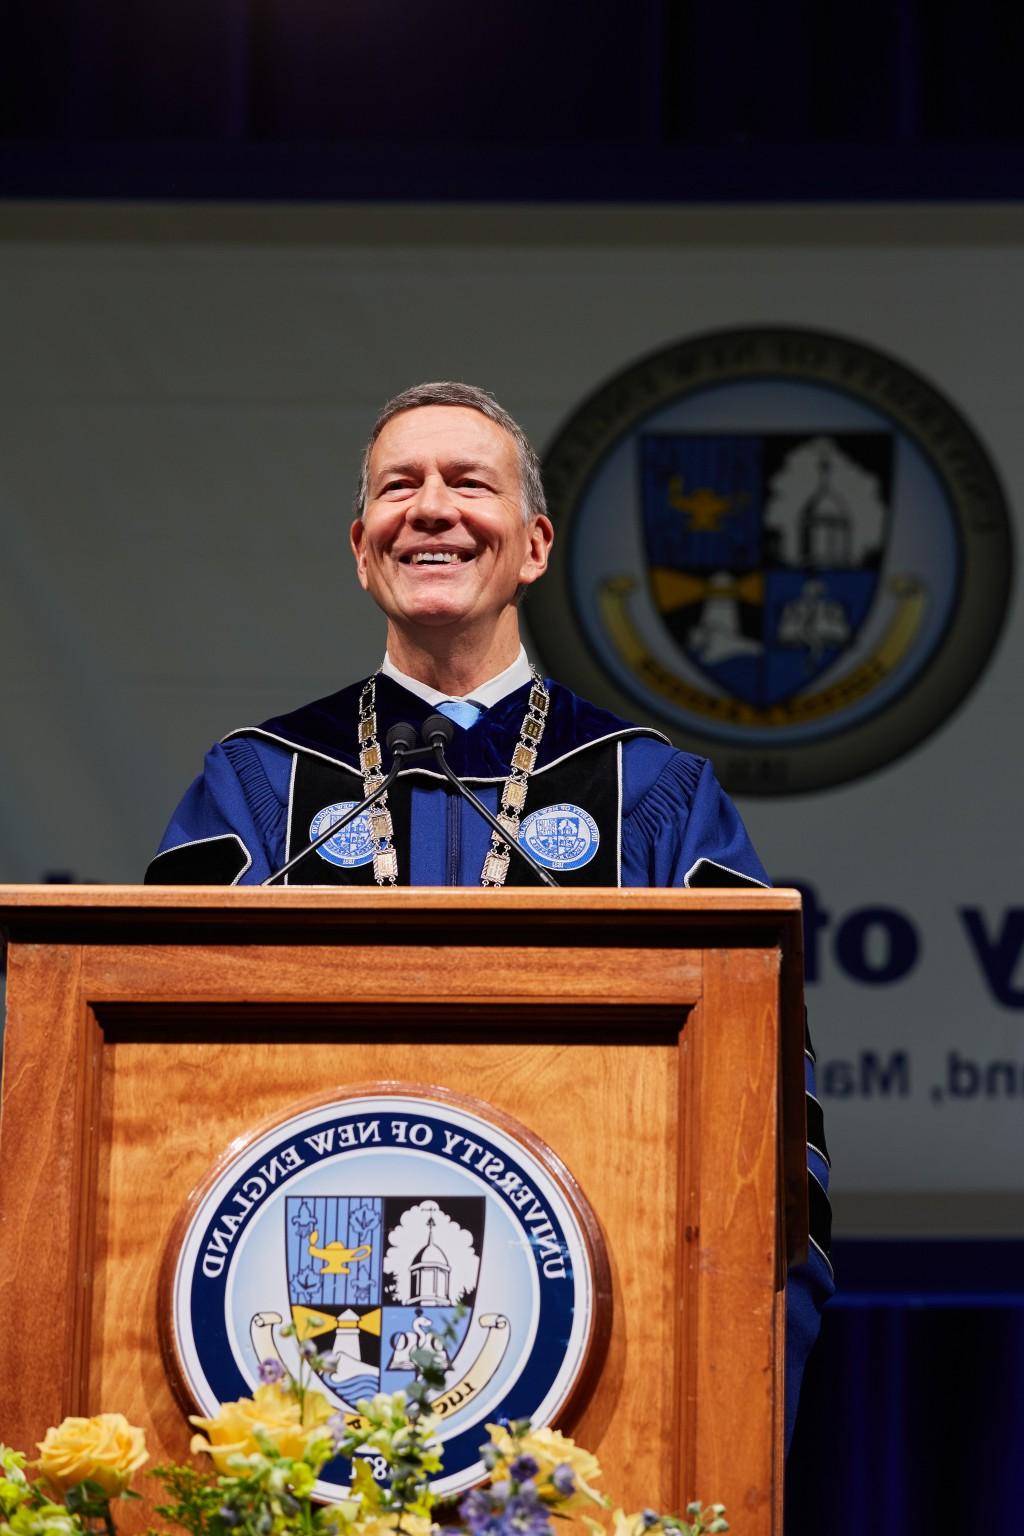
[148,381,770,894]
[146,380,833,1444]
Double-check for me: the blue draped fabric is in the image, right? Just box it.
[786,1241,1024,1533]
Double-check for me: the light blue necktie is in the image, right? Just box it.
[436,699,483,730]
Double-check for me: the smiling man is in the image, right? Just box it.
[149,381,776,891]
[350,401,551,695]
[147,379,832,1445]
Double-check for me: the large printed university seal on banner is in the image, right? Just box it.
[531,326,1013,794]
[164,1086,609,1499]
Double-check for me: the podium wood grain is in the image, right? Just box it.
[0,887,805,1536]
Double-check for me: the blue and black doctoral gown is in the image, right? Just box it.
[147,671,834,1445]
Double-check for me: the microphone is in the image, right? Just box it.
[421,713,455,751]
[262,721,418,886]
[420,714,559,888]
[385,721,419,755]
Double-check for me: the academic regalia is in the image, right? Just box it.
[147,674,772,888]
[147,671,833,1446]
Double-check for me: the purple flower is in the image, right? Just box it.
[509,1456,539,1485]
[258,1359,286,1384]
[460,1489,503,1536]
[504,1489,553,1536]
[460,1488,551,1536]
[327,1412,348,1450]
[550,1464,575,1497]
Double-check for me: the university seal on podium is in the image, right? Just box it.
[163,1086,609,1499]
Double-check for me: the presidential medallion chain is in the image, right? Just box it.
[357,671,549,887]
[480,671,549,887]
[357,677,398,885]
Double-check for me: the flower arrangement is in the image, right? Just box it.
[0,1329,727,1536]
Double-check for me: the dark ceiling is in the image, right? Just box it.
[3,0,1024,201]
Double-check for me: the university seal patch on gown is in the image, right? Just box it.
[308,802,376,869]
[518,802,600,872]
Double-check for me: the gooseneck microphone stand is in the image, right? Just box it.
[420,713,560,888]
[261,722,423,886]
[262,716,561,889]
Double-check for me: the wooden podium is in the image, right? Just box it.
[0,886,806,1535]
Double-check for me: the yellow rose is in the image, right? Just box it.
[189,1384,335,1474]
[487,1424,605,1507]
[35,1413,148,1497]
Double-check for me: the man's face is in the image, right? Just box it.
[351,405,552,635]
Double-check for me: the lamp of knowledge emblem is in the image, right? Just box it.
[531,327,1013,794]
[165,1087,609,1499]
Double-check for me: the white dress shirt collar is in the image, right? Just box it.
[380,646,533,709]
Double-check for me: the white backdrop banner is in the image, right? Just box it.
[0,202,1020,1235]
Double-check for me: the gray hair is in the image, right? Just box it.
[355,381,547,524]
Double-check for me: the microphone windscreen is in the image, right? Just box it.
[421,713,455,749]
[385,721,418,752]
